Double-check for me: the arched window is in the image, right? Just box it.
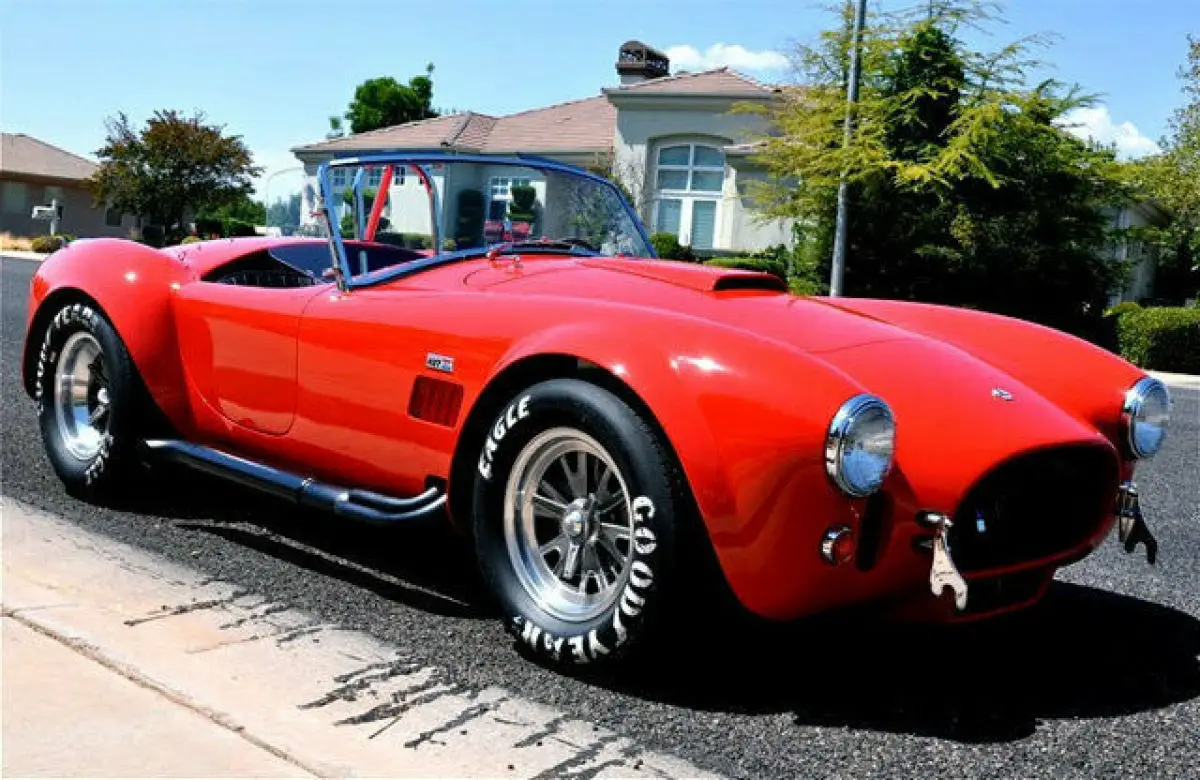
[653,143,725,251]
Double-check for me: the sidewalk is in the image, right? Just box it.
[0,498,712,779]
[3,617,307,777]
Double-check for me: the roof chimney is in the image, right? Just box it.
[616,40,670,85]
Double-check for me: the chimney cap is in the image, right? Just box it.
[616,40,670,81]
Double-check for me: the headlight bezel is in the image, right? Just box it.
[825,393,896,498]
[1121,376,1171,459]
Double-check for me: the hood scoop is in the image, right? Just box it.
[578,257,787,293]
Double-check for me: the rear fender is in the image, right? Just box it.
[22,239,195,431]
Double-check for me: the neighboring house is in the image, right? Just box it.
[0,133,135,238]
[1105,200,1171,306]
[292,41,792,255]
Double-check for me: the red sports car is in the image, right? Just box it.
[22,153,1172,665]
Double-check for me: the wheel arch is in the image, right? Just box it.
[21,240,194,430]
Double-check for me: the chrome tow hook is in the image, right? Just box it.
[1117,481,1158,564]
[918,512,969,611]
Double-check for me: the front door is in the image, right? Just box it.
[174,283,323,435]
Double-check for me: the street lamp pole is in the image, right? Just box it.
[262,166,304,233]
[830,0,868,297]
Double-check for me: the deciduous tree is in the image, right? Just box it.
[744,1,1132,334]
[330,64,438,136]
[85,110,261,232]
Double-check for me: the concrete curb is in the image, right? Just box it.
[1149,370,1200,389]
[0,250,46,262]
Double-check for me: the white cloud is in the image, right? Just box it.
[1058,106,1161,159]
[664,43,788,73]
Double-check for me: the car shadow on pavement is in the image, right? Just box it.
[570,582,1200,744]
[103,466,489,620]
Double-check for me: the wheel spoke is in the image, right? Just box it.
[579,545,608,593]
[539,535,570,574]
[531,492,566,516]
[598,520,631,543]
[594,532,625,568]
[560,452,588,499]
[594,462,613,501]
[539,479,569,506]
[561,541,582,580]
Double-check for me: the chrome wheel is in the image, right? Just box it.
[503,427,634,623]
[53,331,111,461]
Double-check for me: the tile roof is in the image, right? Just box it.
[1,133,98,181]
[481,96,615,153]
[293,69,775,156]
[606,68,777,96]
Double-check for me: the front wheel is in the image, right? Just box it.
[35,302,147,498]
[472,379,679,665]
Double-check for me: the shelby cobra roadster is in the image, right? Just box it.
[22,153,1173,665]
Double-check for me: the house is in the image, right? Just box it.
[0,133,135,239]
[291,41,793,255]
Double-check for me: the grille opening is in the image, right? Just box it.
[962,569,1050,614]
[949,445,1117,572]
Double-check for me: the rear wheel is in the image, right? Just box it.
[472,378,679,665]
[35,302,146,498]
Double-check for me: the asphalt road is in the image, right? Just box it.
[3,255,1199,779]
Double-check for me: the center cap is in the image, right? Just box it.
[563,509,586,538]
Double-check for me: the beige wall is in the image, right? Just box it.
[611,102,795,254]
[0,175,135,238]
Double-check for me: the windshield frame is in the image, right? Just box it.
[314,152,657,291]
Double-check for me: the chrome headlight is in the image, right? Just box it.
[825,394,896,497]
[1122,376,1171,459]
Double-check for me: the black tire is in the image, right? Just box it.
[472,378,680,665]
[35,301,148,498]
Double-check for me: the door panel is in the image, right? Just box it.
[175,282,322,435]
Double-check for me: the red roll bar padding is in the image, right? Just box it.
[364,164,394,242]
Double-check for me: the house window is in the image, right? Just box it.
[105,206,123,227]
[329,168,348,188]
[1,181,28,215]
[43,185,65,204]
[653,143,725,251]
[393,167,406,186]
[487,176,532,220]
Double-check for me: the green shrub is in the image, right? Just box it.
[1115,307,1200,374]
[508,184,537,224]
[140,225,166,247]
[1105,301,1142,318]
[181,236,202,244]
[225,219,257,237]
[456,189,484,248]
[705,256,787,282]
[649,232,696,261]
[194,217,223,237]
[30,234,67,253]
[374,231,432,249]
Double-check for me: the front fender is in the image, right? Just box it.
[495,315,872,618]
[22,238,195,431]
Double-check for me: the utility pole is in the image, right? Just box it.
[830,0,868,297]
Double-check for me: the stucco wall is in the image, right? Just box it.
[612,104,794,253]
[0,176,135,238]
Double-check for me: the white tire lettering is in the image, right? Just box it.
[477,394,533,481]
[634,525,657,555]
[587,629,609,660]
[629,560,654,590]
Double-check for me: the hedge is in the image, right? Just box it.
[705,256,787,282]
[649,232,696,262]
[1115,307,1200,374]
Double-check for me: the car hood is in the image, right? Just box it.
[463,256,919,353]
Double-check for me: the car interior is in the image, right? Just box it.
[203,241,428,288]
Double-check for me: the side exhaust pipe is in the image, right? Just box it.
[142,439,446,524]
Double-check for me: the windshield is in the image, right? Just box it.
[305,156,652,283]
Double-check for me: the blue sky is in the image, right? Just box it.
[2,0,1194,201]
